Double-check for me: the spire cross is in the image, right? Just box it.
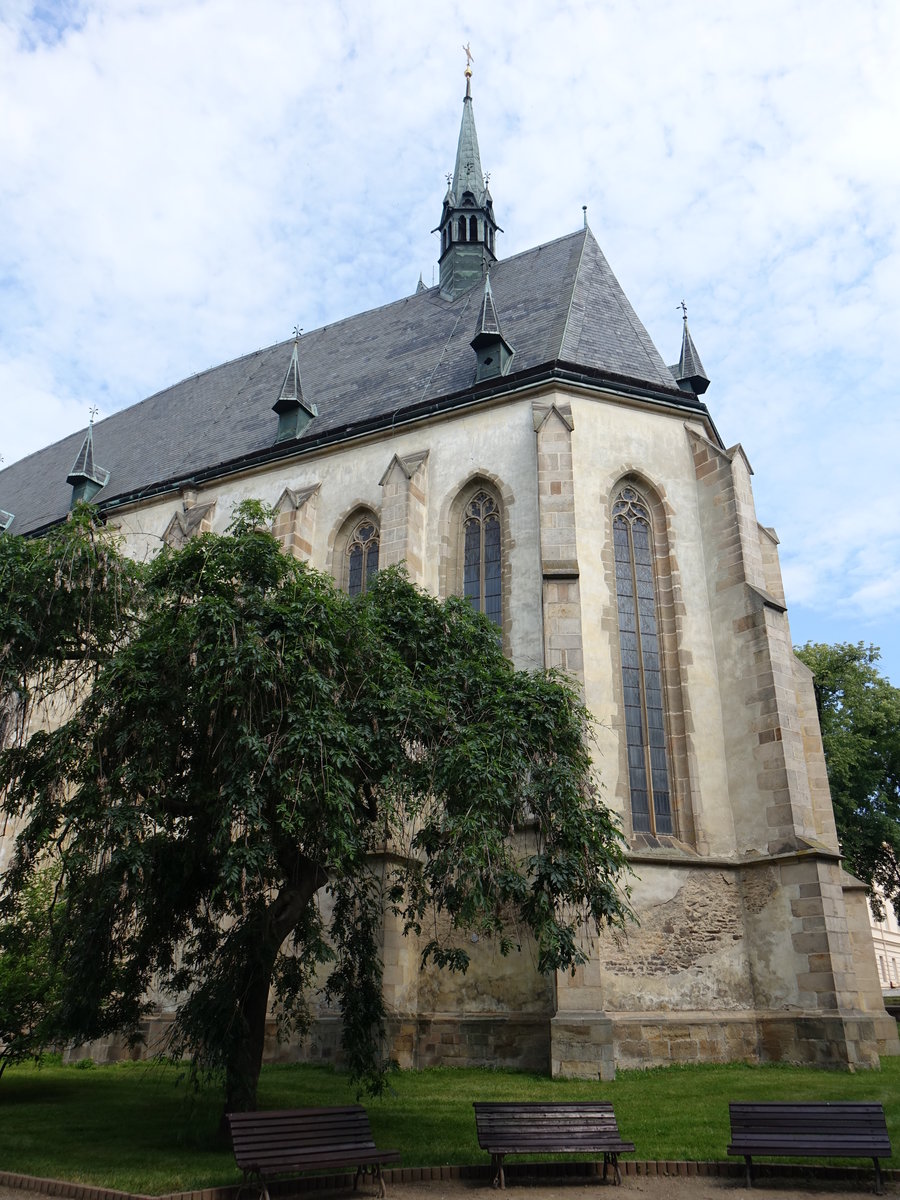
[292,325,303,340]
[88,405,99,424]
[679,299,688,321]
[446,172,452,186]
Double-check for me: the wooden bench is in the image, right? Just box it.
[227,1105,400,1199]
[473,1101,635,1188]
[727,1101,892,1193]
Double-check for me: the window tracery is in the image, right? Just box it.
[463,489,501,626]
[613,486,673,836]
[346,518,379,597]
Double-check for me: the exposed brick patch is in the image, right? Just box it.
[599,871,746,977]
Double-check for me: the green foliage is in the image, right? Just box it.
[0,502,140,713]
[0,868,63,1078]
[796,641,900,918]
[0,502,631,1112]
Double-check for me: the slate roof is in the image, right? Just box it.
[0,226,709,537]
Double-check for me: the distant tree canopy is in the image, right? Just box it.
[796,641,900,919]
[0,502,631,1110]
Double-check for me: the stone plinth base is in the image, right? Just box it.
[64,1003,897,1078]
[547,1008,897,1080]
[550,1013,615,1080]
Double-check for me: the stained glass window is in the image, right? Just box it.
[613,487,673,836]
[347,520,379,598]
[463,490,501,627]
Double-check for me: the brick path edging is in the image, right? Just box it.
[2,1159,898,1200]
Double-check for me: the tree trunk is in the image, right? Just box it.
[224,966,271,1114]
[223,866,326,1113]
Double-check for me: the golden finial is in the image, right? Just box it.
[462,42,473,97]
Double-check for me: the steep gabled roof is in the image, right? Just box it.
[0,227,707,536]
[559,231,678,387]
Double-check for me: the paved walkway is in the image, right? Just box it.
[0,1174,895,1200]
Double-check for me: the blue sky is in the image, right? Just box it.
[1,0,898,683]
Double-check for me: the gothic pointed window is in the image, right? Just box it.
[346,519,379,597]
[463,489,501,626]
[613,486,673,836]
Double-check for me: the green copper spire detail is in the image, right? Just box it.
[273,335,317,443]
[452,72,486,204]
[673,301,710,395]
[435,54,501,300]
[471,275,514,380]
[67,411,109,507]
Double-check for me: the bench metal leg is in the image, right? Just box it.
[238,1173,270,1200]
[874,1157,884,1196]
[491,1154,505,1189]
[353,1164,387,1198]
[743,1155,754,1188]
[602,1152,622,1186]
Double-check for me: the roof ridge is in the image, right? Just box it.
[557,227,591,358]
[612,265,673,380]
[430,227,588,307]
[503,227,585,265]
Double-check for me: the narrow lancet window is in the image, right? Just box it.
[463,490,501,627]
[347,520,379,597]
[613,486,673,836]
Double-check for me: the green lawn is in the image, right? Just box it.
[1,1056,899,1195]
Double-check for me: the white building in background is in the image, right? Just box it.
[870,896,900,992]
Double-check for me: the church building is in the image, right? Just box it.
[1,65,897,1077]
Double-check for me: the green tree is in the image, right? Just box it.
[1,502,631,1111]
[0,869,63,1079]
[796,641,900,918]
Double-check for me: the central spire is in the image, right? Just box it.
[435,51,501,299]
